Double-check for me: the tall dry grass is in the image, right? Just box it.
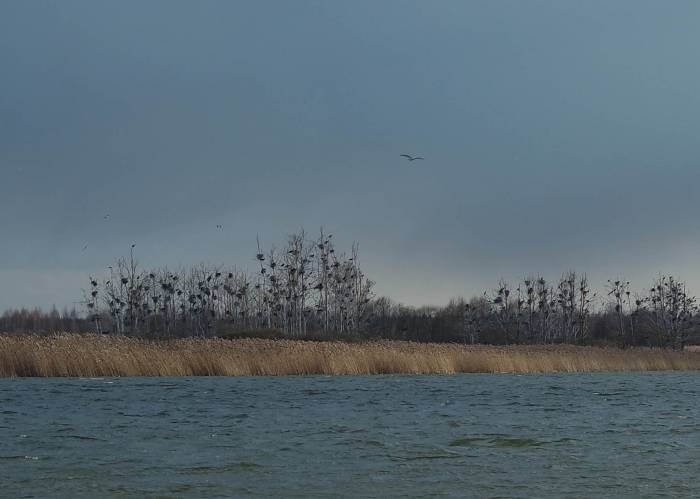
[1,334,700,377]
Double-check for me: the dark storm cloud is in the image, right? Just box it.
[2,1,700,308]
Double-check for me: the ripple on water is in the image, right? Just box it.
[55,435,104,442]
[449,436,544,448]
[302,388,326,396]
[0,455,40,461]
[179,462,262,475]
[390,451,462,462]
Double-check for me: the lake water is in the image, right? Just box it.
[1,374,699,498]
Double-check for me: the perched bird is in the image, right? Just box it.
[400,154,424,161]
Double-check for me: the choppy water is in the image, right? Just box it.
[1,374,699,498]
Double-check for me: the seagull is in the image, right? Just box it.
[400,154,424,161]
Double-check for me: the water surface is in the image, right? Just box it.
[1,374,699,498]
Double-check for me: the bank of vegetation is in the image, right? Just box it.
[2,335,700,377]
[2,229,699,350]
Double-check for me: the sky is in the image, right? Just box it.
[2,1,700,310]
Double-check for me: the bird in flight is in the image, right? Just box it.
[400,154,424,161]
[82,244,88,251]
[216,224,223,230]
[104,214,110,220]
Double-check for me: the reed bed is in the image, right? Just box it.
[2,334,700,377]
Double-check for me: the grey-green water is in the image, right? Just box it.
[1,374,699,498]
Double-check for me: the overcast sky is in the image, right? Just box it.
[2,1,700,310]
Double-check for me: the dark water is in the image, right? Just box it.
[1,374,699,498]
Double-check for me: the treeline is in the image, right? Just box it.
[0,307,91,334]
[3,230,699,349]
[365,274,699,349]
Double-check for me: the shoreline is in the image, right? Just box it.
[2,334,700,377]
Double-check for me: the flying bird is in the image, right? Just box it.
[216,224,223,230]
[82,244,88,251]
[103,214,110,220]
[400,154,424,161]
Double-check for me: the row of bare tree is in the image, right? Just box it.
[0,307,90,334]
[363,273,698,349]
[83,229,375,338]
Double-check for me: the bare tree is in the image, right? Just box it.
[607,279,630,346]
[647,276,697,349]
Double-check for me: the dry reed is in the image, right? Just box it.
[1,334,700,377]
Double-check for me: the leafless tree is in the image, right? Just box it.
[607,279,630,346]
[647,275,697,349]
